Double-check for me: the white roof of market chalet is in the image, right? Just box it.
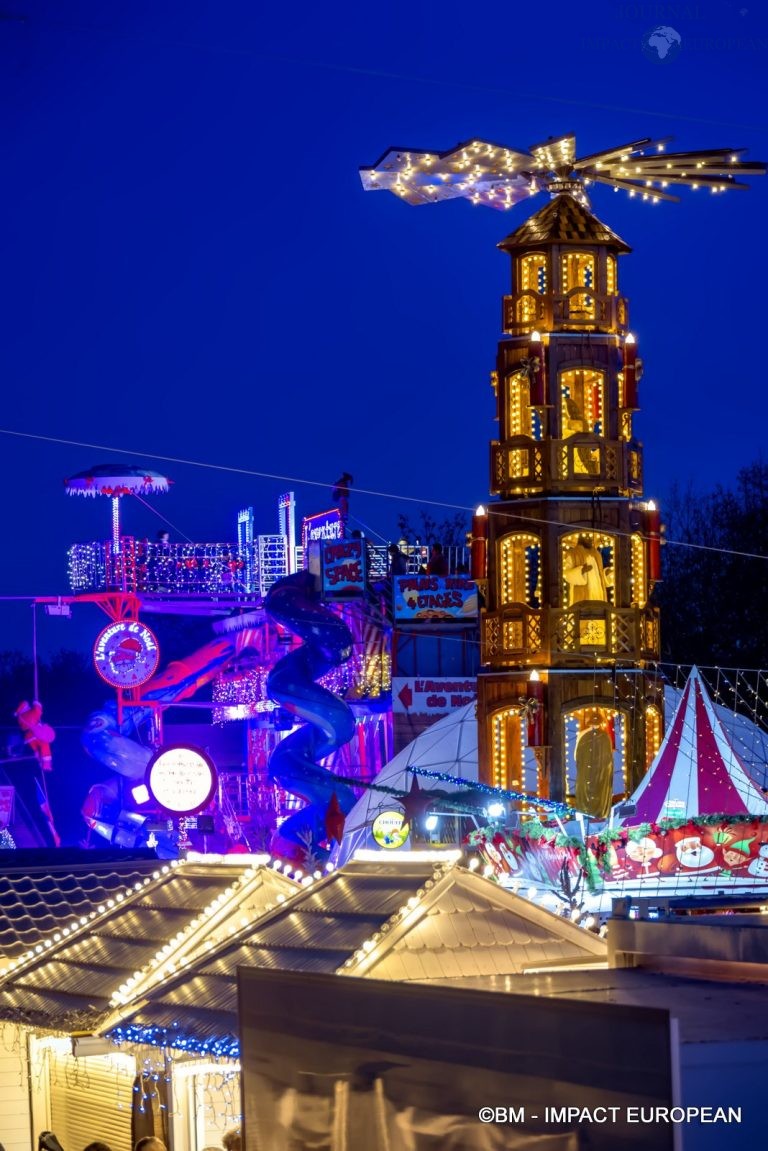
[0,855,167,961]
[625,667,768,825]
[97,860,606,1052]
[0,857,297,1033]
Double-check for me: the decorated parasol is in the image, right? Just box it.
[64,464,171,554]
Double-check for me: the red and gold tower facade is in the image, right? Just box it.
[360,133,764,818]
[476,191,662,816]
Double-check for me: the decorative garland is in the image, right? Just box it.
[467,812,768,891]
[408,767,577,818]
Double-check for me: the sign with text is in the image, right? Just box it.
[145,745,218,816]
[371,810,410,849]
[301,508,342,553]
[322,537,366,596]
[393,574,479,622]
[393,677,476,715]
[93,620,160,688]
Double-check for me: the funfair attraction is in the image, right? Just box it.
[4,133,768,920]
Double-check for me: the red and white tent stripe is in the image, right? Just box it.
[625,666,768,825]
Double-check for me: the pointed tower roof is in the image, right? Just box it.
[624,667,768,825]
[498,193,631,252]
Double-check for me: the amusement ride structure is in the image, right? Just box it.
[18,490,395,858]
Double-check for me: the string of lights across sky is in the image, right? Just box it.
[1,426,767,566]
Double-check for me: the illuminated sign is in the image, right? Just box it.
[393,677,477,715]
[393,575,479,622]
[145,745,218,816]
[93,621,160,688]
[322,538,366,596]
[301,509,343,553]
[371,810,410,850]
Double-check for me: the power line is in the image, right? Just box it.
[7,11,767,133]
[2,425,767,564]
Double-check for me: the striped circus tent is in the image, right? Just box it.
[624,666,768,825]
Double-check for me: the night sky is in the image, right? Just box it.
[1,0,767,656]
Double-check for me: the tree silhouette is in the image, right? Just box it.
[657,460,768,671]
[396,510,469,549]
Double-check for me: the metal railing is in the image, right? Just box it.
[67,537,472,595]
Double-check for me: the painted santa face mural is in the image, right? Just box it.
[675,836,715,869]
[625,837,662,867]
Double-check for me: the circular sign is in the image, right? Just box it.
[145,745,218,816]
[371,810,410,850]
[93,621,160,688]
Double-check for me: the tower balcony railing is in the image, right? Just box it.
[501,291,629,335]
[491,436,643,496]
[481,602,660,665]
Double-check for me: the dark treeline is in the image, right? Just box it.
[396,511,470,548]
[657,461,768,670]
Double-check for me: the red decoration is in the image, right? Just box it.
[623,336,638,408]
[14,700,56,771]
[400,775,434,828]
[324,792,346,844]
[646,504,662,582]
[471,508,488,580]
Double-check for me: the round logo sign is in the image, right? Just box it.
[93,621,160,688]
[145,745,218,816]
[371,810,410,850]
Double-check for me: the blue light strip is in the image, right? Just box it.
[109,1024,240,1059]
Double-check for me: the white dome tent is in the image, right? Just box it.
[334,703,480,866]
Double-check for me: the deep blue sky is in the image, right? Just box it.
[1,0,767,655]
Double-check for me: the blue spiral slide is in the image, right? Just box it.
[265,571,358,864]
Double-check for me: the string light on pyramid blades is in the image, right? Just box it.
[360,133,765,209]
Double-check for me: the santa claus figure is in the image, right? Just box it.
[14,700,56,771]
